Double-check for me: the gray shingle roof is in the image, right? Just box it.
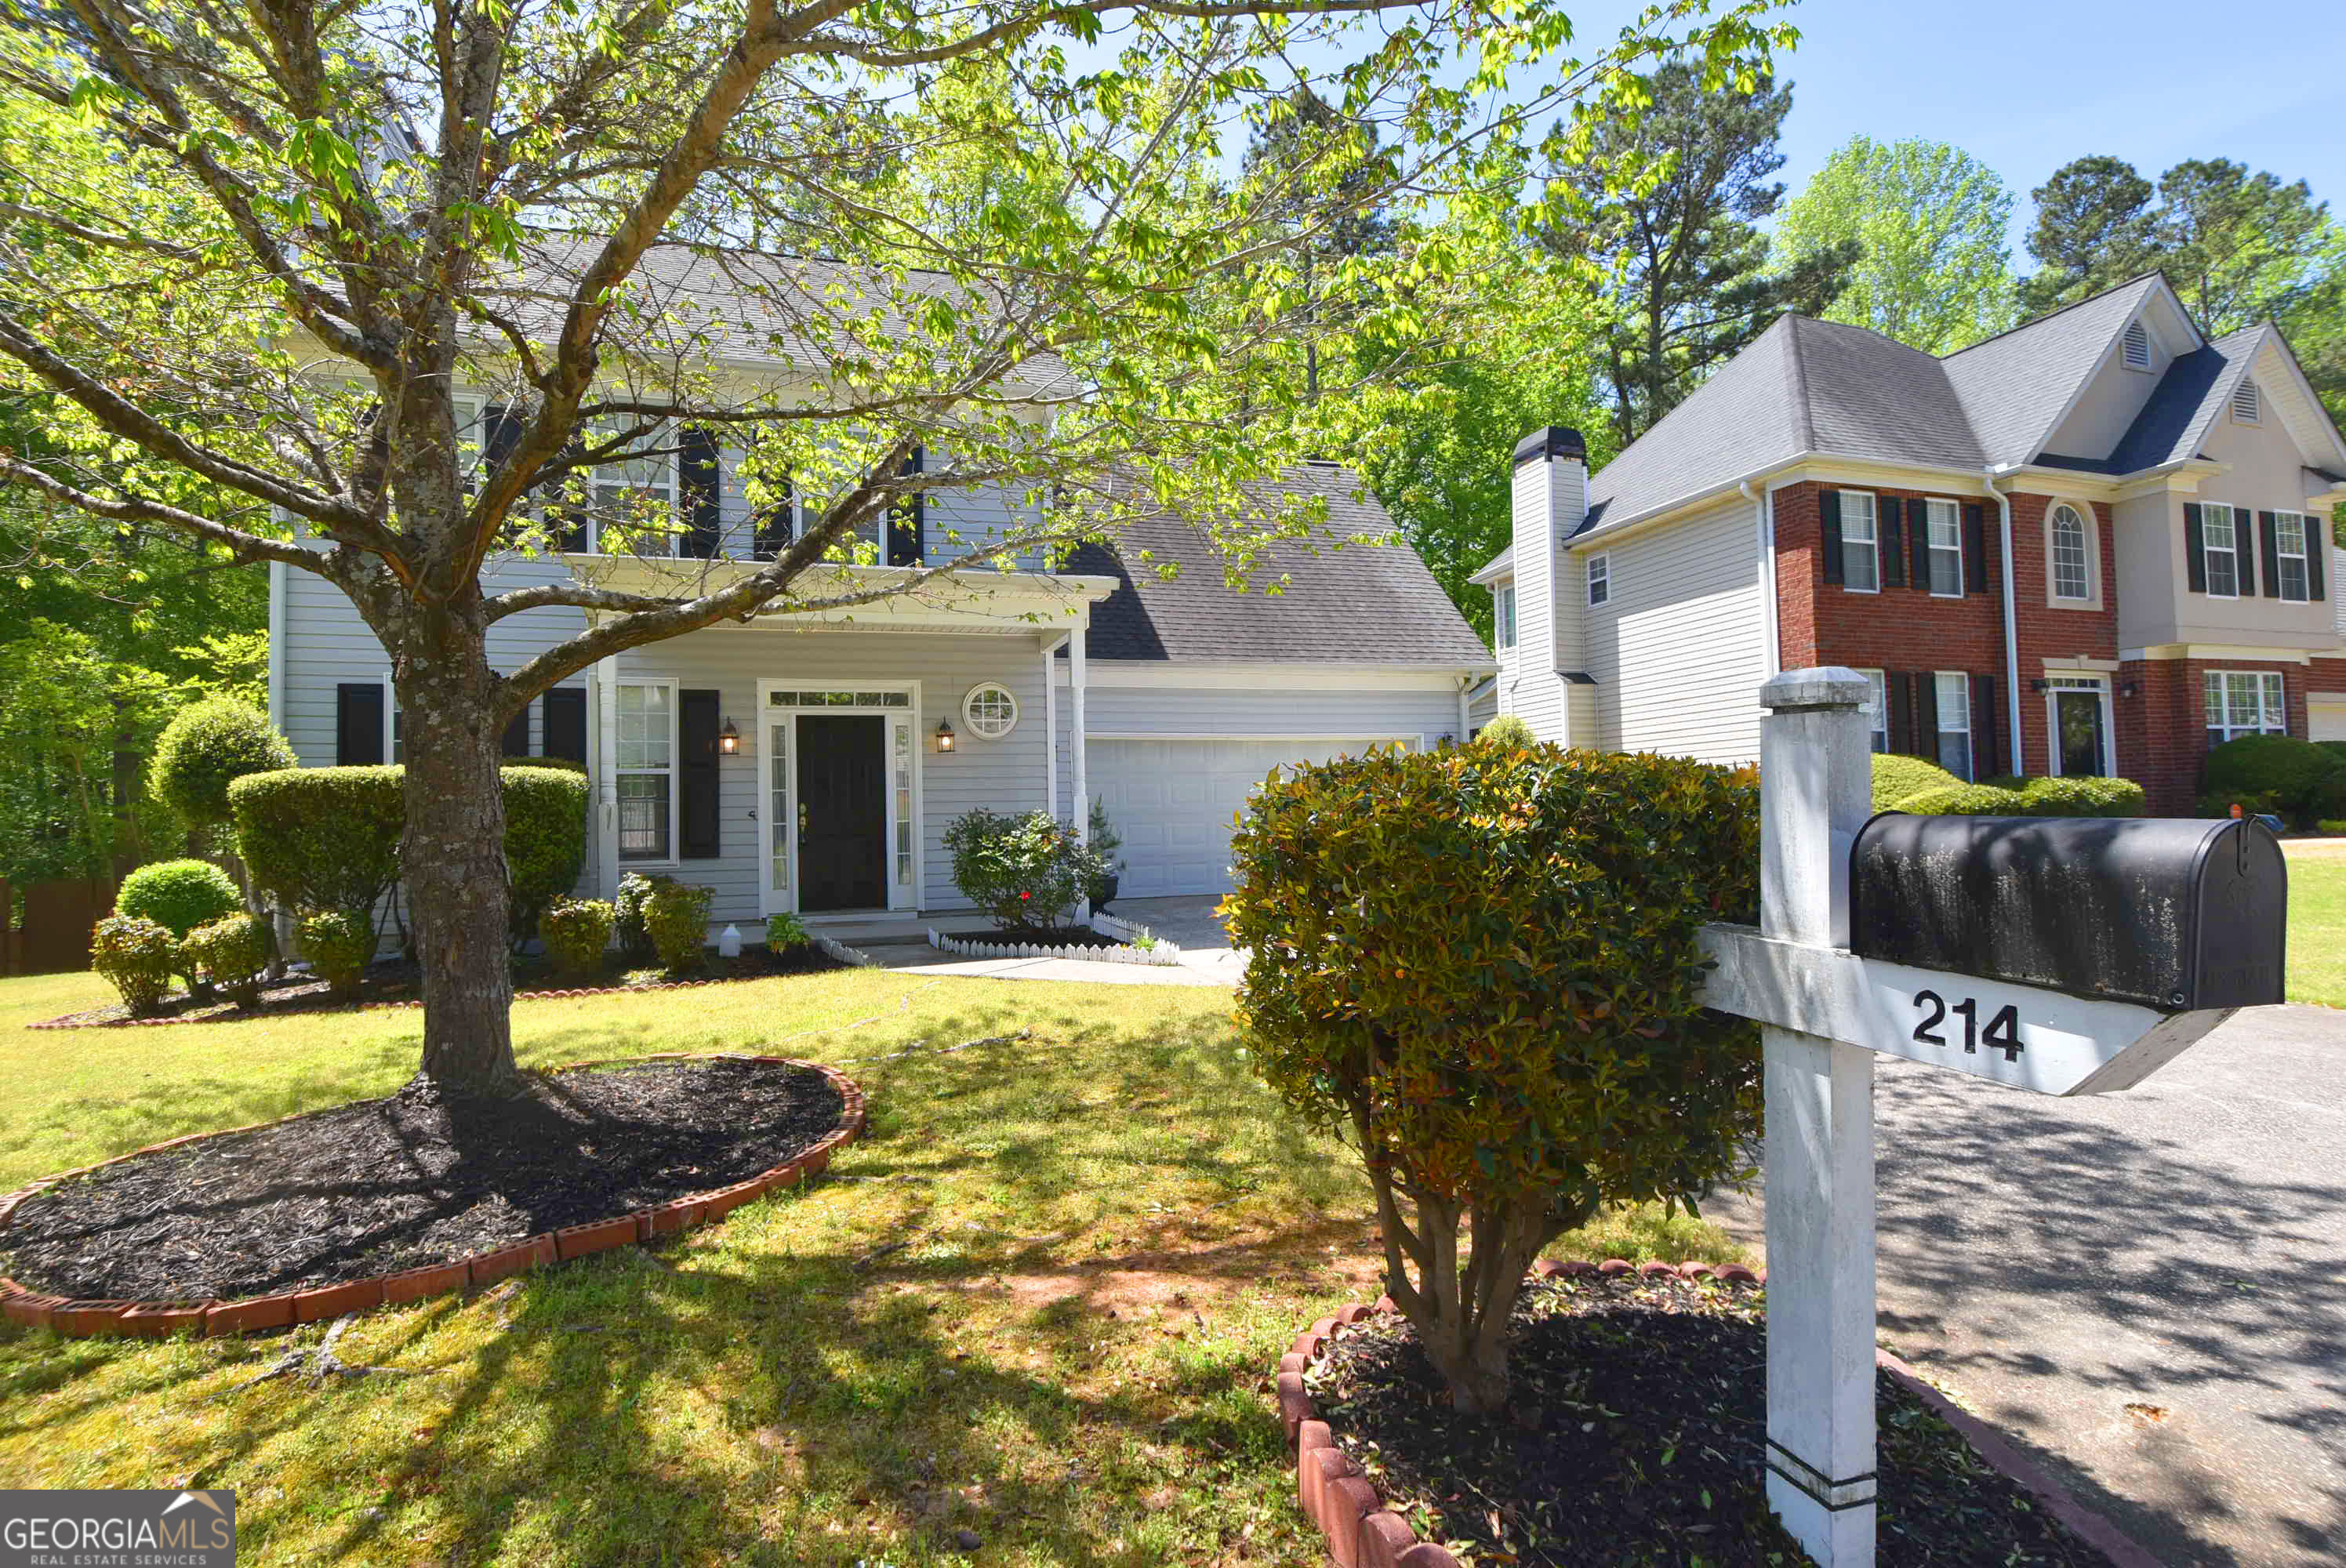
[1066,464,1491,666]
[2101,326,2262,472]
[1941,274,2164,466]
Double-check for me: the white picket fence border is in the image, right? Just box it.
[812,933,882,968]
[925,924,1183,967]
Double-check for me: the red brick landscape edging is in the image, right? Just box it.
[27,974,761,1030]
[0,1054,866,1341]
[1274,1258,2159,1568]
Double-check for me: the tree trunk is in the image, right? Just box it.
[396,626,520,1095]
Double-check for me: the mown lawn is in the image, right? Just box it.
[2287,847,2346,1007]
[0,967,1737,1566]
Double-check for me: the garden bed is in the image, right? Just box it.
[1287,1266,2120,1567]
[1,1057,854,1308]
[34,941,848,1029]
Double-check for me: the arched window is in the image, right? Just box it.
[2050,505,2090,601]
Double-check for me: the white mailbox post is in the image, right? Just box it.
[1701,667,2283,1566]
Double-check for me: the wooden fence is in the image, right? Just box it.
[0,877,118,977]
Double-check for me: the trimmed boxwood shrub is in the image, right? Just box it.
[147,697,296,830]
[2017,775,2145,817]
[1872,753,1961,811]
[118,858,242,938]
[1896,783,2031,815]
[2203,734,2346,827]
[642,879,714,974]
[183,913,271,1006]
[1224,742,1762,1413]
[942,807,1109,931]
[502,765,591,946]
[299,909,374,998]
[232,766,405,917]
[1476,713,1534,750]
[92,913,179,1015]
[542,897,616,978]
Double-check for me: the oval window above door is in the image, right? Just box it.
[961,681,1019,739]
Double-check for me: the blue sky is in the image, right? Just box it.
[1733,0,2345,256]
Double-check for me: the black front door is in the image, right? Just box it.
[2054,690,2107,778]
[797,714,888,911]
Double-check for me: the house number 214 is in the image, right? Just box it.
[1912,990,2025,1062]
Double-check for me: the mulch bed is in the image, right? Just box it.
[2,1059,844,1301]
[1308,1272,2115,1567]
[940,925,1126,950]
[35,942,847,1029]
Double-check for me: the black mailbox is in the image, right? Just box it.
[1847,814,2286,1011]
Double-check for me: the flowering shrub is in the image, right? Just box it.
[942,808,1109,931]
[92,914,179,1015]
[541,898,616,978]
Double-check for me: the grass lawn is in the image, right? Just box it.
[2287,846,2346,1007]
[0,967,1738,1566]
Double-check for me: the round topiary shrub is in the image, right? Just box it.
[502,765,591,946]
[91,913,179,1015]
[183,913,271,1006]
[1894,782,2032,815]
[642,879,714,974]
[2203,733,2344,827]
[298,909,375,999]
[2018,775,2146,818]
[541,898,616,978]
[942,807,1108,931]
[117,857,242,988]
[147,696,296,830]
[1872,753,1961,811]
[1224,742,1762,1414]
[1476,713,1534,750]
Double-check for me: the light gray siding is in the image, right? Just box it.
[1577,495,1767,765]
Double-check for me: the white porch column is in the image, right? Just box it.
[1043,633,1066,821]
[1069,625,1088,844]
[1757,666,1877,1566]
[594,653,621,898]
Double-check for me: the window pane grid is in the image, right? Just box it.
[1934,671,1971,780]
[2203,505,2238,597]
[2206,670,2287,746]
[617,684,673,861]
[766,689,910,709]
[769,721,790,892]
[1841,494,1878,592]
[892,720,913,885]
[2050,506,2090,600]
[2276,512,2309,602]
[1925,500,1962,596]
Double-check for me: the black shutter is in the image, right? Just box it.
[2237,510,2257,597]
[2184,503,2206,593]
[500,702,532,759]
[680,426,722,558]
[543,688,587,764]
[887,447,924,567]
[1963,503,1988,594]
[481,404,521,499]
[1819,489,1844,585]
[1971,673,1999,777]
[1910,500,1933,591]
[2260,512,2282,599]
[1879,497,1906,588]
[2310,528,2327,604]
[1915,672,1941,762]
[678,688,721,860]
[1887,673,1914,756]
[752,473,794,561]
[336,683,386,765]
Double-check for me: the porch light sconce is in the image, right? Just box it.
[717,718,740,754]
[2028,679,2048,693]
[934,719,957,753]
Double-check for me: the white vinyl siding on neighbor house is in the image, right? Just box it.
[1496,584,1516,649]
[1500,453,1576,742]
[1578,495,1767,767]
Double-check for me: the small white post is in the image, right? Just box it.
[1758,667,1878,1566]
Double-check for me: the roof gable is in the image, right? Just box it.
[1941,274,2174,467]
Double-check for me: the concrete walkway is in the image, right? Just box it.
[859,895,1244,988]
[1710,1002,2346,1566]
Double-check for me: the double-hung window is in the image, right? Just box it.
[1934,672,1973,780]
[616,682,677,861]
[584,423,679,556]
[2201,503,2240,597]
[2205,670,2285,746]
[1496,585,1517,649]
[1587,554,1610,607]
[1839,492,1879,592]
[2275,511,2312,602]
[1923,499,1963,596]
[1861,670,1889,754]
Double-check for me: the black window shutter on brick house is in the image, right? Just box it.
[1887,672,1913,755]
[1819,490,1844,584]
[887,448,924,567]
[679,688,721,859]
[2238,513,2257,596]
[1879,497,1906,588]
[336,683,386,765]
[1909,504,1932,590]
[2184,504,2206,592]
[543,688,587,764]
[680,426,722,559]
[1971,673,1999,776]
[1914,671,1940,761]
[1963,503,1988,594]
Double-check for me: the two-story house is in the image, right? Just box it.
[1474,273,2346,812]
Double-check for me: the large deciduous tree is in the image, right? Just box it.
[1773,135,2016,354]
[0,0,1785,1095]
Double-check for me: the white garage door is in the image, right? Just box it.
[2313,697,2346,743]
[1092,736,1409,898]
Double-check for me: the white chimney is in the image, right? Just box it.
[1505,426,1589,744]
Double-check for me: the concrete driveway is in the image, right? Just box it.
[1711,1003,2346,1566]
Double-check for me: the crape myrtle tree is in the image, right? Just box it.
[0,0,1787,1096]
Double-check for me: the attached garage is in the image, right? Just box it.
[1091,735,1413,897]
[2313,695,2346,743]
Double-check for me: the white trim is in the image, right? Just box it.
[1088,731,1424,745]
[1586,552,1611,607]
[1920,497,1964,597]
[594,656,620,897]
[1836,489,1881,593]
[1933,670,1974,781]
[1049,660,1481,690]
[2127,644,2315,664]
[2204,668,2290,746]
[2273,510,2314,603]
[961,680,1019,739]
[2043,673,2116,779]
[1069,628,1088,861]
[380,670,399,763]
[2041,656,2122,673]
[1040,633,1068,819]
[754,679,924,918]
[2044,502,2100,608]
[266,561,286,721]
[2200,502,2243,598]
[612,677,681,867]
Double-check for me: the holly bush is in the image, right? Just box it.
[1225,742,1762,1414]
[298,909,375,999]
[943,807,1107,931]
[183,913,271,1006]
[91,913,179,1015]
[542,898,616,978]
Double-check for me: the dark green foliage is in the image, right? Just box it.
[117,857,241,938]
[299,909,374,998]
[2203,734,2346,827]
[91,913,177,1014]
[642,879,714,974]
[1897,783,2029,815]
[614,871,661,964]
[1476,713,1534,750]
[502,766,590,946]
[506,754,588,774]
[232,766,405,917]
[1223,742,1762,1411]
[1086,797,1125,908]
[1871,753,1961,811]
[944,808,1109,931]
[147,696,295,830]
[2016,775,2145,818]
[541,898,616,978]
[183,912,270,1005]
[765,910,809,949]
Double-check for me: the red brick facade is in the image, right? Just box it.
[1774,480,2333,815]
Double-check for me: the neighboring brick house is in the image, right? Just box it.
[1473,273,2346,814]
